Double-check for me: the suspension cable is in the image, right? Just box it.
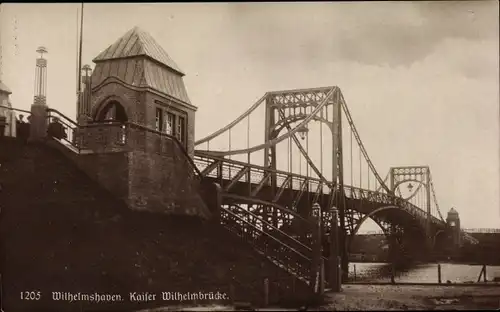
[247,114,250,164]
[247,114,250,149]
[368,168,370,190]
[350,129,353,187]
[429,172,445,221]
[287,135,290,172]
[320,108,323,176]
[299,147,302,175]
[228,128,232,157]
[339,92,391,193]
[306,129,310,192]
[276,107,330,185]
[195,93,267,145]
[359,149,362,189]
[306,131,309,179]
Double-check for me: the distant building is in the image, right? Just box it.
[0,81,16,137]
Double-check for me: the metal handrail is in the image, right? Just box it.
[0,105,31,115]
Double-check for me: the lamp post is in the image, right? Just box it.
[310,203,323,297]
[329,206,341,292]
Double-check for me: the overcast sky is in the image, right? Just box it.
[0,2,498,229]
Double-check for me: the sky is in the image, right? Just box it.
[0,2,499,230]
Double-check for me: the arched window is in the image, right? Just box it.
[95,100,128,122]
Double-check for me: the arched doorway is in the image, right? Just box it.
[95,100,128,122]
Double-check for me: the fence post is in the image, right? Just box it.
[212,183,222,223]
[229,282,235,306]
[483,265,487,283]
[391,263,396,284]
[437,264,442,284]
[263,278,269,307]
[320,258,325,294]
[353,264,357,282]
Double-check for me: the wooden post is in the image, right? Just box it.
[353,264,357,282]
[483,265,487,283]
[320,258,325,294]
[438,264,442,284]
[477,265,486,283]
[391,263,396,284]
[229,280,235,305]
[263,278,269,307]
[213,183,222,222]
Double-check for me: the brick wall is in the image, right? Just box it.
[146,92,196,157]
[47,140,130,204]
[52,122,210,219]
[89,80,145,124]
[128,149,210,218]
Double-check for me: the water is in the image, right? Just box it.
[349,262,500,283]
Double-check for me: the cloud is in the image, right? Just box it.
[226,2,499,68]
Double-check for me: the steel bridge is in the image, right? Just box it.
[2,85,478,286]
[190,86,477,278]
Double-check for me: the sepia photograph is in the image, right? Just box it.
[0,2,499,311]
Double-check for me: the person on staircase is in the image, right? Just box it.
[16,114,29,143]
[47,117,67,141]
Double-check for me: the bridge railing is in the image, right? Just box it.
[464,228,500,234]
[195,153,445,227]
[0,105,31,138]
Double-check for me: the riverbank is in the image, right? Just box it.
[319,284,500,310]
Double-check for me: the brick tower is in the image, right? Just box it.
[77,27,208,218]
[79,26,197,156]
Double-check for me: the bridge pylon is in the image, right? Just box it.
[389,166,433,243]
[262,88,348,282]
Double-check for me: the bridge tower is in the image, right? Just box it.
[83,26,198,156]
[263,88,347,280]
[389,166,432,238]
[446,207,462,248]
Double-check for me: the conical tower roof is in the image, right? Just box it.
[93,26,184,76]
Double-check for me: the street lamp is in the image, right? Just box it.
[297,124,309,140]
[407,183,414,192]
[36,46,47,58]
